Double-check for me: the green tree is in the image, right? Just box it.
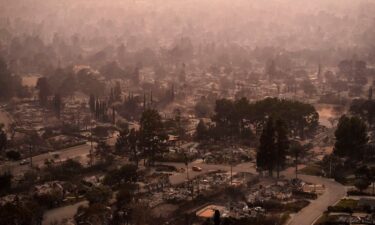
[235,97,251,136]
[334,115,368,160]
[369,167,375,195]
[128,129,139,166]
[0,171,12,192]
[0,201,44,225]
[257,117,276,176]
[116,127,139,166]
[75,203,111,225]
[194,98,212,118]
[212,98,240,137]
[275,119,289,178]
[89,94,96,113]
[0,58,13,99]
[350,99,375,126]
[0,123,7,152]
[86,185,112,204]
[289,141,303,179]
[195,119,208,141]
[116,184,137,207]
[301,79,317,97]
[114,81,122,101]
[104,164,138,186]
[6,150,21,160]
[139,109,167,166]
[95,141,113,165]
[0,57,22,100]
[266,59,277,80]
[36,77,51,107]
[49,159,83,180]
[354,178,371,193]
[115,127,130,154]
[213,210,221,225]
[173,108,186,140]
[53,93,62,118]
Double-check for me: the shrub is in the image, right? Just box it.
[6,150,21,160]
[284,200,310,212]
[292,190,318,199]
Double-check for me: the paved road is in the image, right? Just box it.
[159,160,256,185]
[283,169,347,225]
[0,144,93,176]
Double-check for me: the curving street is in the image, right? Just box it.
[284,172,346,225]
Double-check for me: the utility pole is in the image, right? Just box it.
[230,146,233,185]
[29,144,33,167]
[295,152,298,180]
[184,153,189,181]
[90,121,93,166]
[329,155,332,178]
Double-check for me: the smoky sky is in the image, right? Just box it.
[0,0,374,52]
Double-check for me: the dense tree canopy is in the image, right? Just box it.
[0,58,25,100]
[350,99,375,125]
[257,117,276,176]
[116,127,139,166]
[0,201,44,225]
[275,119,289,178]
[256,117,290,177]
[86,185,113,205]
[206,97,318,140]
[139,109,167,165]
[333,115,368,160]
[36,77,51,106]
[104,164,138,186]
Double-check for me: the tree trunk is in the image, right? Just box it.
[277,165,280,179]
[133,147,138,168]
[269,169,273,177]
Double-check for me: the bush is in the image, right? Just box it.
[34,192,63,208]
[284,200,310,212]
[253,200,283,211]
[327,206,353,213]
[292,190,318,199]
[327,199,357,213]
[103,164,138,186]
[354,178,371,192]
[6,150,21,160]
[154,164,177,172]
[347,190,369,196]
[86,185,112,204]
[336,199,358,208]
[0,172,12,191]
[300,164,323,176]
[48,159,83,180]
